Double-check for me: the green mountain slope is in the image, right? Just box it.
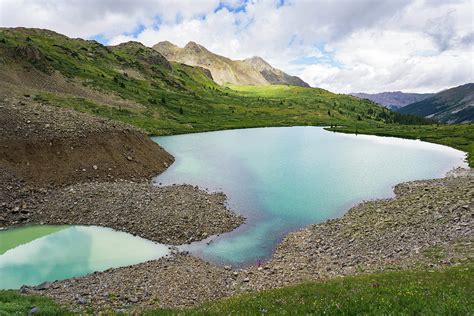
[0,27,410,135]
[398,83,474,123]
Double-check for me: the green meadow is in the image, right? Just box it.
[1,263,472,315]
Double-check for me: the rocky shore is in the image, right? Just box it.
[0,97,244,244]
[25,169,473,312]
[24,254,236,313]
[2,91,472,314]
[248,168,473,290]
[2,180,244,245]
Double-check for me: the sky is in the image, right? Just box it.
[0,0,473,93]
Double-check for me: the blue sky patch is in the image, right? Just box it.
[291,52,343,68]
[277,0,286,8]
[125,24,146,37]
[90,34,108,45]
[215,0,248,13]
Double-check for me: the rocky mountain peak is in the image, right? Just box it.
[113,41,147,50]
[184,41,207,53]
[243,56,273,71]
[152,40,309,87]
[158,40,178,48]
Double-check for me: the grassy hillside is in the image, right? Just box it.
[181,263,473,315]
[0,27,472,166]
[0,28,427,135]
[2,263,472,314]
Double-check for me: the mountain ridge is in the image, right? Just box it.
[397,83,474,123]
[351,91,434,110]
[153,41,309,87]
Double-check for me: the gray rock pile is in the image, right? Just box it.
[3,180,244,245]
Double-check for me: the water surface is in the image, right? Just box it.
[0,225,67,255]
[153,127,466,266]
[0,226,170,289]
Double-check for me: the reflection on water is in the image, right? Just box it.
[0,225,68,255]
[154,127,467,266]
[0,226,170,289]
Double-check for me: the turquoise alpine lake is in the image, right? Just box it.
[0,225,170,289]
[0,127,467,289]
[152,127,467,266]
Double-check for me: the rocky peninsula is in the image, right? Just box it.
[0,97,244,245]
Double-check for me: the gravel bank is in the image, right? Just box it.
[24,254,237,313]
[26,169,473,312]
[0,96,244,244]
[2,180,244,245]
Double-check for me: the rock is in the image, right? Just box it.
[35,281,51,290]
[28,306,40,315]
[19,285,30,294]
[77,296,87,305]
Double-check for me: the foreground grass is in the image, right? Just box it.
[178,263,474,315]
[2,263,472,315]
[0,290,69,315]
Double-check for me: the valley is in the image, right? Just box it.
[0,26,473,315]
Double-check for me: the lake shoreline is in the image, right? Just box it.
[1,98,245,245]
[1,180,245,246]
[21,168,473,312]
[2,98,472,313]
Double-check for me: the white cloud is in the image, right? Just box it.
[1,0,473,93]
[0,0,219,38]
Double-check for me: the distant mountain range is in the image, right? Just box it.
[153,41,309,87]
[350,91,434,110]
[398,83,474,124]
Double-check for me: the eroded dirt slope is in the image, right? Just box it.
[0,97,173,186]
